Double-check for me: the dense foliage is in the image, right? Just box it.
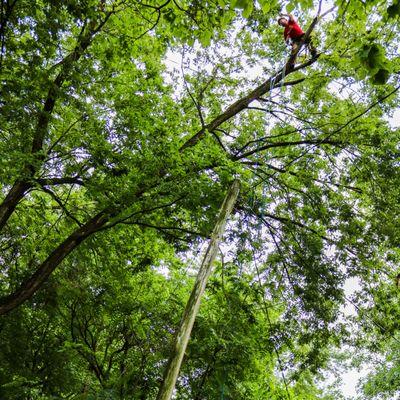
[1,0,400,399]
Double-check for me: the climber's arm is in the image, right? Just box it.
[280,13,295,22]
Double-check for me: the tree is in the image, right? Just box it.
[1,0,400,398]
[157,179,239,400]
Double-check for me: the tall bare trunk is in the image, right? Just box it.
[156,179,240,400]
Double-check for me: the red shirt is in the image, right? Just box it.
[284,20,304,41]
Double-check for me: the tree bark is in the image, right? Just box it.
[0,12,323,314]
[179,46,320,151]
[156,179,240,400]
[0,209,110,315]
[0,13,113,231]
[0,181,30,231]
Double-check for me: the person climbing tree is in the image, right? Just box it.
[277,13,317,58]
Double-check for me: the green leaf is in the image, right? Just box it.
[258,0,271,13]
[366,43,384,69]
[199,30,212,46]
[371,68,390,84]
[286,2,295,12]
[242,1,254,18]
[232,0,247,9]
[387,1,400,18]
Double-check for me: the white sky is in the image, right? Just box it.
[389,108,400,128]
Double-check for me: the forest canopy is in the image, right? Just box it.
[1,0,400,399]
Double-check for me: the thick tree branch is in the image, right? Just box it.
[178,57,319,152]
[178,16,323,152]
[0,13,113,232]
[32,13,113,155]
[0,175,173,314]
[179,7,335,153]
[0,209,111,315]
[0,0,18,70]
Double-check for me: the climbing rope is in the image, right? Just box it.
[266,56,288,111]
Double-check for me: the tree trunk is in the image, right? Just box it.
[156,179,240,400]
[0,181,30,231]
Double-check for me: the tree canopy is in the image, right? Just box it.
[1,0,400,399]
